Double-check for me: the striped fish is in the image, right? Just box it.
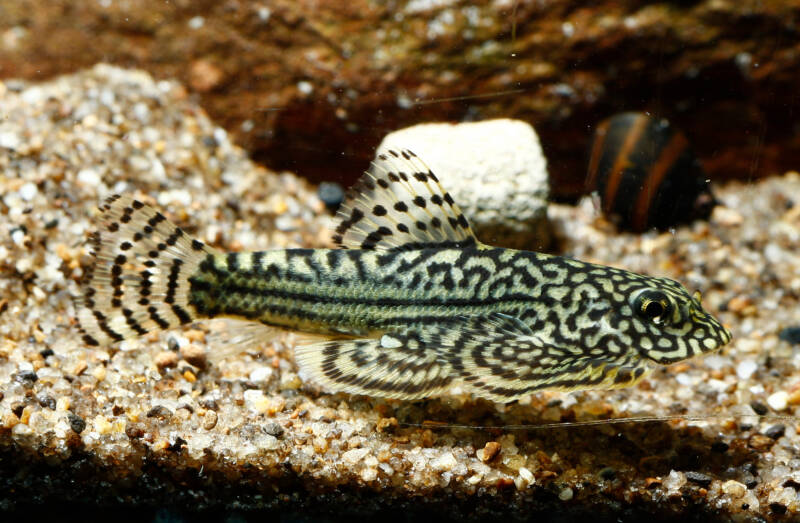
[78,149,731,402]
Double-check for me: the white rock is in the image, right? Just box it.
[431,451,458,471]
[243,389,269,413]
[77,167,101,187]
[518,466,534,484]
[558,487,573,500]
[721,480,746,498]
[0,130,21,150]
[736,359,758,380]
[767,390,789,411]
[342,447,370,465]
[663,470,687,492]
[18,182,38,201]
[248,366,273,384]
[378,119,550,249]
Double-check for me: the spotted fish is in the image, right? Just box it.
[77,149,731,402]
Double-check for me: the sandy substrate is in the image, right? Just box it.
[1,65,799,521]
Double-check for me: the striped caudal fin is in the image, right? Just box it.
[77,194,218,347]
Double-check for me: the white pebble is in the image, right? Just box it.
[243,389,269,413]
[663,470,687,493]
[342,447,370,465]
[248,366,273,384]
[0,131,21,150]
[77,167,101,186]
[431,451,457,472]
[518,466,534,483]
[297,81,313,95]
[736,360,758,380]
[188,16,205,29]
[11,228,25,246]
[18,182,38,201]
[360,467,378,482]
[721,480,746,498]
[767,391,789,411]
[558,487,573,500]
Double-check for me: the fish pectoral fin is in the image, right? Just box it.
[293,330,454,400]
[331,148,480,250]
[438,313,651,402]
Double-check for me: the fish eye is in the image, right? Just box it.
[633,290,672,323]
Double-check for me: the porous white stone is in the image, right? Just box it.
[378,119,550,249]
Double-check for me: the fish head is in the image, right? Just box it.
[625,276,731,364]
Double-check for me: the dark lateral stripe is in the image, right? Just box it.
[164,258,183,305]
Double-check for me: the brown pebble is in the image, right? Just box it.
[154,351,178,369]
[376,417,398,433]
[645,477,662,489]
[146,405,173,420]
[125,423,145,439]
[748,434,775,451]
[189,59,224,92]
[71,360,88,376]
[727,296,753,314]
[184,329,206,343]
[480,441,502,462]
[180,344,207,368]
[202,410,218,430]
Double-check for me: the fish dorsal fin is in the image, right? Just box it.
[332,149,479,250]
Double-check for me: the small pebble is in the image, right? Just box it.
[686,471,713,487]
[14,370,38,387]
[722,480,747,498]
[202,411,218,430]
[243,390,270,414]
[749,434,775,451]
[558,487,574,501]
[779,326,800,344]
[18,182,38,201]
[764,424,786,440]
[479,441,501,462]
[263,421,284,438]
[318,182,345,211]
[767,391,789,411]
[599,467,616,480]
[179,344,207,368]
[146,405,173,420]
[154,351,179,368]
[737,360,758,380]
[342,448,370,465]
[67,412,86,434]
[431,452,457,472]
[750,401,768,415]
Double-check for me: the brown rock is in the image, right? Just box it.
[189,59,224,92]
[479,441,502,463]
[748,434,775,451]
[179,344,207,368]
[154,351,178,369]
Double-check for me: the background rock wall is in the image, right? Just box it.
[1,0,797,198]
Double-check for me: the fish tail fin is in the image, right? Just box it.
[77,194,219,347]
